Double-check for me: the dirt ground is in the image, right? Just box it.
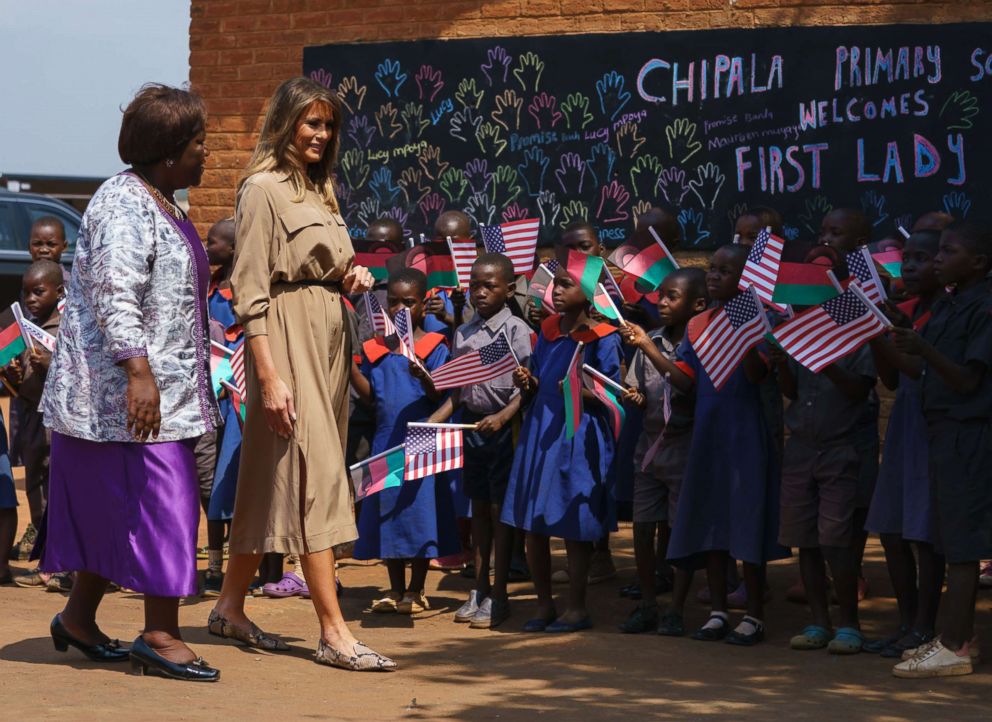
[2,482,991,722]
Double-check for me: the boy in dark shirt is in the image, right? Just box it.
[891,221,992,678]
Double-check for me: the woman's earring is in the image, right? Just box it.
[166,159,175,168]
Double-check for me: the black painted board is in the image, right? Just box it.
[303,24,991,250]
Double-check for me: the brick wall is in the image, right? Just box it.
[187,0,992,230]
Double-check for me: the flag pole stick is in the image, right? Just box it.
[825,269,845,294]
[850,283,894,328]
[597,282,628,327]
[499,328,521,368]
[11,303,35,352]
[567,341,584,380]
[444,235,462,289]
[648,227,680,269]
[407,421,479,430]
[860,245,888,302]
[581,364,627,395]
[0,375,18,397]
[348,443,406,473]
[210,340,233,356]
[732,233,740,244]
[897,225,911,239]
[746,285,774,334]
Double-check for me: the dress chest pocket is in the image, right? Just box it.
[279,205,332,277]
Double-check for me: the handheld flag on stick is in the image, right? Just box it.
[772,262,843,306]
[229,341,247,399]
[640,373,673,473]
[0,308,26,367]
[403,423,465,480]
[429,331,518,390]
[363,291,391,337]
[561,249,606,304]
[210,341,234,396]
[446,235,477,288]
[692,285,771,391]
[581,364,626,441]
[738,227,788,313]
[769,283,892,373]
[606,227,679,293]
[480,218,540,275]
[219,379,246,429]
[527,263,556,311]
[17,316,56,353]
[387,243,459,289]
[871,248,903,279]
[846,246,887,305]
[353,239,402,283]
[592,283,626,325]
[349,444,406,500]
[10,303,35,352]
[563,341,584,440]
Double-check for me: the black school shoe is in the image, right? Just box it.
[619,605,659,634]
[129,636,220,682]
[657,611,685,637]
[725,616,765,646]
[691,614,729,641]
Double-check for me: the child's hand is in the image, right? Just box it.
[526,299,544,327]
[450,288,467,310]
[28,347,51,373]
[476,410,510,435]
[767,344,788,366]
[5,357,23,384]
[424,296,447,318]
[890,326,927,356]
[623,386,645,408]
[881,300,912,328]
[408,359,431,381]
[619,321,649,348]
[513,365,534,391]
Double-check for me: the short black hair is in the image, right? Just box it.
[831,207,872,241]
[905,229,941,255]
[24,259,64,287]
[560,220,598,241]
[472,252,515,283]
[30,216,66,239]
[119,83,206,166]
[367,216,404,241]
[209,218,235,244]
[715,243,750,264]
[388,267,427,297]
[742,206,784,236]
[945,220,992,270]
[666,267,708,304]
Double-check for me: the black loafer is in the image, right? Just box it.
[619,605,658,634]
[50,614,130,662]
[657,611,686,637]
[129,635,220,682]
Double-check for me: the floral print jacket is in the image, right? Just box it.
[42,173,220,443]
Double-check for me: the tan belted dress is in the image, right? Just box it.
[228,170,357,555]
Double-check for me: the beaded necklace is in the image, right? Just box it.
[132,170,185,220]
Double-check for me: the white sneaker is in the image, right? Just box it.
[893,640,973,678]
[901,635,981,663]
[454,590,480,623]
[468,597,492,629]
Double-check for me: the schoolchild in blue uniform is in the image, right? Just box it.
[503,267,623,633]
[650,245,788,645]
[865,230,945,658]
[890,221,992,678]
[351,268,460,615]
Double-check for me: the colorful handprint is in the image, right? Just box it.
[527,92,562,130]
[596,70,631,121]
[374,59,407,97]
[336,76,366,114]
[596,181,631,223]
[481,46,512,86]
[414,64,444,102]
[513,52,545,93]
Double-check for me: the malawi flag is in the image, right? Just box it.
[607,228,679,292]
[563,341,584,440]
[559,248,606,304]
[354,239,402,282]
[0,309,26,367]
[872,248,903,278]
[582,364,625,441]
[388,243,458,289]
[592,283,624,323]
[349,444,406,500]
[772,262,842,306]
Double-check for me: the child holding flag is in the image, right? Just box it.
[428,253,532,629]
[865,229,945,659]
[617,269,708,635]
[350,268,460,614]
[503,267,622,633]
[8,261,65,589]
[640,245,788,644]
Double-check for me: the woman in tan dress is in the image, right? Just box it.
[207,77,395,671]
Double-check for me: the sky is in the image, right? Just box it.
[0,0,191,178]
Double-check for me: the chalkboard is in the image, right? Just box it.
[303,24,991,250]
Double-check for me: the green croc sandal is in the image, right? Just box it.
[790,625,831,650]
[828,627,863,655]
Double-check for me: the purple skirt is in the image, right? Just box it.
[41,432,199,597]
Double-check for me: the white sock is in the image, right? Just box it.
[702,611,729,631]
[734,616,763,635]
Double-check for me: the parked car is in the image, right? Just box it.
[0,188,81,309]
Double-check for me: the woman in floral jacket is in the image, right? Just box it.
[39,84,221,683]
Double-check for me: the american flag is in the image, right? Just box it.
[230,341,247,398]
[770,284,889,373]
[738,227,787,313]
[363,291,392,336]
[446,236,477,288]
[480,218,540,274]
[846,246,887,305]
[694,285,770,390]
[639,373,672,473]
[403,425,464,480]
[429,332,517,390]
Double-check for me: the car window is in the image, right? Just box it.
[0,201,26,250]
[23,204,80,253]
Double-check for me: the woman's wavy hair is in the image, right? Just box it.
[240,77,343,210]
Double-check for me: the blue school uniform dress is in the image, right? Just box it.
[353,331,461,560]
[608,342,643,512]
[667,309,788,567]
[206,280,242,522]
[501,316,623,542]
[0,408,16,510]
[866,299,935,543]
